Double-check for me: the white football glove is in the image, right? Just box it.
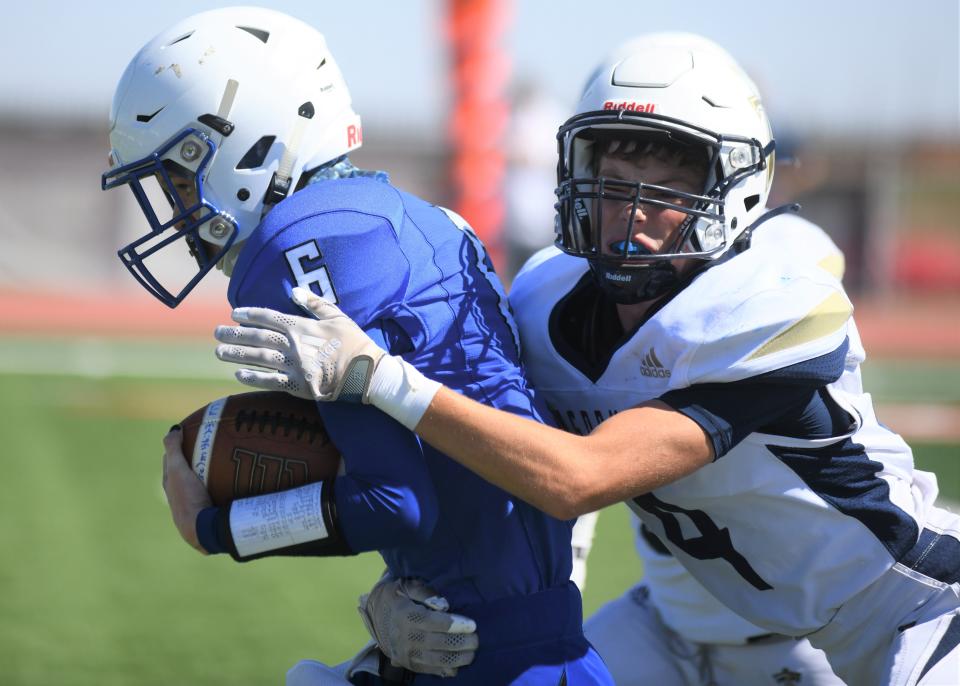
[359,576,479,678]
[214,287,441,430]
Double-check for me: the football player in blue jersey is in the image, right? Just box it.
[219,32,960,685]
[101,7,612,685]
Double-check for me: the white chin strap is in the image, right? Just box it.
[216,240,245,276]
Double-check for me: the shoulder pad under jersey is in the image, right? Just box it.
[659,215,853,386]
[514,245,565,283]
[750,211,846,280]
[228,177,409,323]
[510,248,585,313]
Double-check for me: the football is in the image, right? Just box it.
[177,391,341,507]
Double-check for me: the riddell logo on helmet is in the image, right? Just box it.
[603,101,657,113]
[347,124,362,148]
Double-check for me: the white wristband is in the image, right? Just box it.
[366,355,441,431]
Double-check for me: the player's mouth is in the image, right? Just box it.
[608,240,653,256]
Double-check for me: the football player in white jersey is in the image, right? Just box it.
[215,33,960,686]
[569,207,848,686]
[555,37,844,684]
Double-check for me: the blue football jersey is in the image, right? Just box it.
[227,177,573,607]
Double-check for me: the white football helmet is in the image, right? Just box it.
[555,32,776,303]
[102,7,362,307]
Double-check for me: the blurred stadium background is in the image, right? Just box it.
[0,1,957,684]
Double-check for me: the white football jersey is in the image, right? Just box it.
[631,512,767,643]
[510,212,944,641]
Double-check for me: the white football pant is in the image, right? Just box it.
[585,584,844,685]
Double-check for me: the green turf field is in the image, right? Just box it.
[0,338,956,685]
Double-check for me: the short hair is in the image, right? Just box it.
[594,133,710,184]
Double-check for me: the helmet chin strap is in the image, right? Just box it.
[590,228,684,305]
[263,101,316,208]
[216,240,246,277]
[588,260,681,305]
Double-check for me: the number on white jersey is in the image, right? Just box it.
[631,493,772,591]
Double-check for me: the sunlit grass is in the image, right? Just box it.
[0,341,956,685]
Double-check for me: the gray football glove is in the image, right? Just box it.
[358,576,479,678]
[215,287,441,430]
[214,287,386,403]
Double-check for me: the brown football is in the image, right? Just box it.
[177,391,341,507]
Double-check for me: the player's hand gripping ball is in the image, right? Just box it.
[177,391,342,507]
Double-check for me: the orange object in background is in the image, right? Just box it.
[446,0,512,272]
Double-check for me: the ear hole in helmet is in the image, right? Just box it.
[236,136,276,170]
[744,194,760,212]
[236,26,270,43]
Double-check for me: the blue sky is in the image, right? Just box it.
[4,0,958,138]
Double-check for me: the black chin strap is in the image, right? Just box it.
[732,203,802,253]
[589,260,681,305]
